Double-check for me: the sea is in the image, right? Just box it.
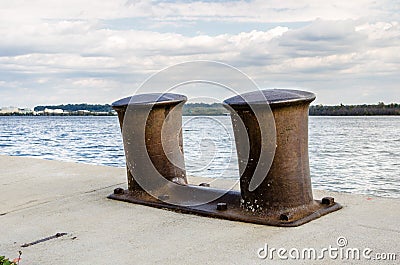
[0,115,399,198]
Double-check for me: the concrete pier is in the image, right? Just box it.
[0,155,399,264]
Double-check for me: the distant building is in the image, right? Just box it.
[0,106,19,114]
[0,106,33,114]
[54,109,64,115]
[77,110,90,115]
[44,108,64,115]
[0,105,116,116]
[18,108,33,114]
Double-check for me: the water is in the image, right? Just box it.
[309,116,400,198]
[0,116,399,198]
[0,116,124,167]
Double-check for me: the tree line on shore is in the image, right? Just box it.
[309,102,400,116]
[34,104,113,113]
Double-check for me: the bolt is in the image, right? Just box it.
[322,197,334,205]
[217,202,228,211]
[114,188,124,195]
[199,183,210,187]
[280,213,289,221]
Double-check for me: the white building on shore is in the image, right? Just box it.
[0,106,33,114]
[0,106,116,116]
[44,108,65,115]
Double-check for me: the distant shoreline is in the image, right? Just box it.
[1,102,399,116]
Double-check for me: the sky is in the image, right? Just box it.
[0,0,399,108]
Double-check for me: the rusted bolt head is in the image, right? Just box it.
[279,214,289,221]
[199,183,210,187]
[322,197,335,205]
[217,202,228,211]
[114,188,124,195]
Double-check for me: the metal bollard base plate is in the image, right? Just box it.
[108,186,342,227]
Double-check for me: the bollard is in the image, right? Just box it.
[223,89,341,222]
[111,93,188,193]
[109,90,341,227]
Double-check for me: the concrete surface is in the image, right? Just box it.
[0,155,399,264]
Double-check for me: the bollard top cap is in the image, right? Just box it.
[223,89,315,108]
[112,93,187,109]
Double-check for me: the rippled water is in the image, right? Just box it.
[309,116,400,198]
[0,116,124,166]
[0,116,399,198]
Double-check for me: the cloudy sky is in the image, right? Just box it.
[0,0,399,108]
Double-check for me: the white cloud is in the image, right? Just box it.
[0,1,399,107]
[1,0,396,23]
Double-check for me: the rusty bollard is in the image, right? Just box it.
[223,89,341,221]
[111,93,187,193]
[109,90,341,227]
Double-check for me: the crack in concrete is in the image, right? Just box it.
[359,224,400,234]
[0,183,126,216]
[21,233,68,248]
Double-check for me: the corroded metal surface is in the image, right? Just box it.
[223,89,341,223]
[109,90,341,227]
[108,187,341,227]
[112,93,188,191]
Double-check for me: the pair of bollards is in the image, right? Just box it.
[109,89,341,226]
